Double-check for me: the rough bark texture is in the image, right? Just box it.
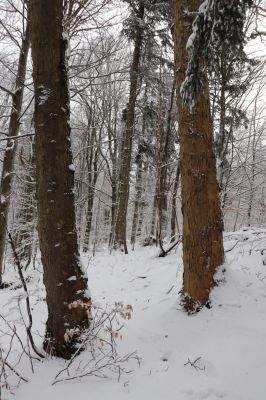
[172,0,224,312]
[29,0,90,358]
[0,23,30,286]
[114,4,145,253]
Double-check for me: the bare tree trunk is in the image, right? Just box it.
[76,148,87,243]
[0,22,30,286]
[150,195,157,238]
[172,0,224,312]
[114,4,145,253]
[29,0,90,359]
[157,79,176,244]
[108,129,118,249]
[216,50,226,191]
[247,141,256,226]
[170,161,180,242]
[109,174,117,247]
[137,199,144,239]
[83,127,99,252]
[14,140,37,268]
[130,155,143,246]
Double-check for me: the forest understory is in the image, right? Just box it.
[1,230,266,400]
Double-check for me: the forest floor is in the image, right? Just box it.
[1,228,266,399]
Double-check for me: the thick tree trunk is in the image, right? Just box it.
[114,4,145,253]
[172,0,224,312]
[0,23,30,286]
[29,0,90,358]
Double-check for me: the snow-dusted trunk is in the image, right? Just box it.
[156,139,168,243]
[172,0,224,312]
[29,0,90,358]
[151,78,175,244]
[137,199,144,239]
[130,156,143,246]
[150,195,157,238]
[170,161,180,242]
[158,79,176,243]
[109,174,118,247]
[0,23,30,286]
[247,144,256,226]
[114,4,145,253]
[14,141,37,268]
[76,149,87,243]
[83,127,98,252]
[215,53,226,191]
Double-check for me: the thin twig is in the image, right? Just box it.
[3,218,44,359]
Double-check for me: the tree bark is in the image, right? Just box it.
[0,23,30,286]
[29,0,90,358]
[170,161,180,242]
[172,0,224,312]
[157,78,176,244]
[114,4,145,253]
[215,48,227,191]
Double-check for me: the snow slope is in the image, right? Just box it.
[1,229,266,399]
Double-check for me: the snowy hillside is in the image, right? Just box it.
[0,229,266,400]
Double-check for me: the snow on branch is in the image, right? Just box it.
[181,0,253,109]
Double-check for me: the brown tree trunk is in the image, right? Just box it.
[216,49,227,192]
[172,0,224,312]
[157,78,176,244]
[170,161,180,242]
[29,0,90,358]
[114,4,145,253]
[0,22,30,286]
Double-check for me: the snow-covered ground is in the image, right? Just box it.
[1,229,266,399]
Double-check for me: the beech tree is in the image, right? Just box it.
[29,0,91,358]
[114,0,170,252]
[0,20,30,287]
[114,1,145,253]
[171,0,224,312]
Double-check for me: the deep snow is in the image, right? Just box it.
[1,229,266,399]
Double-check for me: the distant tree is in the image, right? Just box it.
[114,0,145,253]
[13,137,37,269]
[115,0,170,253]
[0,18,30,287]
